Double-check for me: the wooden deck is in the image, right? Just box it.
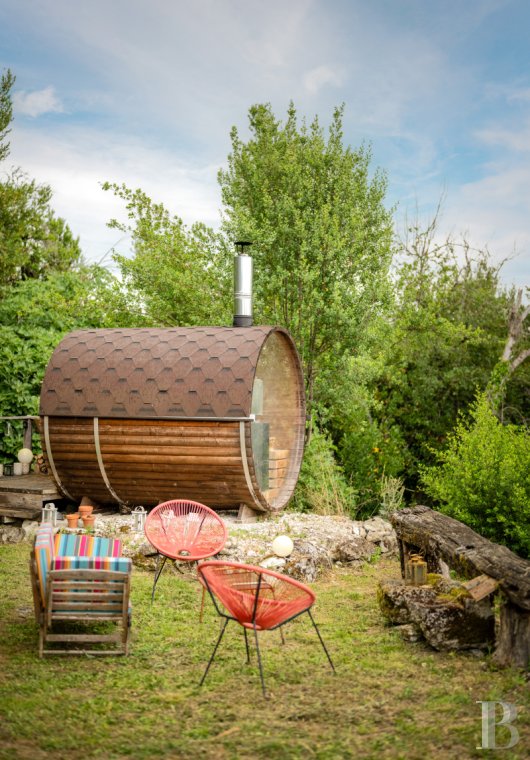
[0,472,61,519]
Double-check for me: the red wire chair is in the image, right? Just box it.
[144,500,227,602]
[198,560,335,695]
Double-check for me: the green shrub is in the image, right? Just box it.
[290,428,357,516]
[324,353,405,517]
[420,392,530,558]
[378,474,405,519]
[338,415,404,517]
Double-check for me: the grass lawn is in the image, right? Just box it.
[0,542,528,759]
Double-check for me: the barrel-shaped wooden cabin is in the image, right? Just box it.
[39,326,305,513]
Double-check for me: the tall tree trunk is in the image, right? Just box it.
[488,287,529,415]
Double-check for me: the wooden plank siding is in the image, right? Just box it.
[42,417,272,511]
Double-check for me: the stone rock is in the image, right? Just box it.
[364,517,398,553]
[0,525,24,543]
[408,595,495,651]
[132,539,156,556]
[379,534,398,554]
[284,540,332,583]
[364,516,391,541]
[378,576,495,651]
[333,537,376,564]
[122,538,158,570]
[350,522,366,539]
[260,556,286,571]
[377,579,436,625]
[395,623,424,643]
[9,511,398,582]
[21,520,40,541]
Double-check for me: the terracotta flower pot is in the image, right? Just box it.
[79,505,94,518]
[66,513,79,529]
[82,515,96,529]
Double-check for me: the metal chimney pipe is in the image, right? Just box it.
[233,241,253,327]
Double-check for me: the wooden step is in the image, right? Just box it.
[0,472,61,519]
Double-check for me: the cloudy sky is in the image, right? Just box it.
[1,0,529,287]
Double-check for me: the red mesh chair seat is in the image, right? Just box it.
[144,500,227,601]
[200,562,315,629]
[198,561,335,695]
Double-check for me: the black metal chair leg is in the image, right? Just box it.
[244,627,251,663]
[307,609,335,672]
[253,624,267,697]
[279,625,286,645]
[151,554,168,603]
[200,618,229,687]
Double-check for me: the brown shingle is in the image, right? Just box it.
[40,327,281,419]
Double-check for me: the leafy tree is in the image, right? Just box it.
[218,102,394,417]
[0,170,82,285]
[0,266,145,459]
[0,69,81,286]
[0,68,15,162]
[487,286,530,419]
[333,347,406,515]
[370,223,519,493]
[324,210,529,512]
[421,392,530,559]
[103,182,232,326]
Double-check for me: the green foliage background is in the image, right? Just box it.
[421,392,530,558]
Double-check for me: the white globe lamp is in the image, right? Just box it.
[17,448,34,474]
[272,535,294,558]
[17,448,34,464]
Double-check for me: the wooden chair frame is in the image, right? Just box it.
[30,551,131,657]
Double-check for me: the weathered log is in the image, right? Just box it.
[493,602,530,669]
[391,506,530,612]
[391,505,530,669]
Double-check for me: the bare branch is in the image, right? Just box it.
[501,288,529,364]
[510,348,530,374]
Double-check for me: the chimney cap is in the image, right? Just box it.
[234,241,252,253]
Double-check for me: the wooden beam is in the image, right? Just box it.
[237,503,260,523]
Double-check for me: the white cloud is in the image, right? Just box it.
[438,164,530,289]
[476,120,530,153]
[507,87,530,104]
[304,65,343,95]
[8,125,222,266]
[13,87,64,118]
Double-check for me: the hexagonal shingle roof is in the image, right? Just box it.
[40,326,281,419]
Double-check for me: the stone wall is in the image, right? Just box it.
[1,511,398,583]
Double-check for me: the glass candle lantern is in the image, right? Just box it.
[41,502,58,527]
[406,553,427,586]
[132,506,147,533]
